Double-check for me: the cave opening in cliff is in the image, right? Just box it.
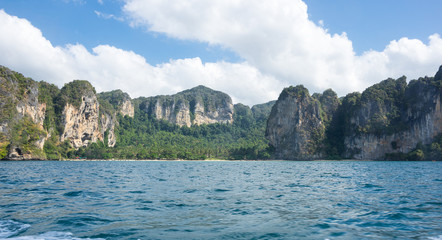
[15,148,22,156]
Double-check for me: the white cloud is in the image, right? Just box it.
[94,10,124,22]
[123,0,442,95]
[0,9,281,106]
[1,0,442,107]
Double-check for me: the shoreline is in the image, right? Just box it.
[1,158,438,162]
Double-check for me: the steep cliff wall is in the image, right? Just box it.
[13,81,47,155]
[344,72,442,159]
[0,66,47,159]
[58,81,101,148]
[266,86,335,160]
[119,98,134,118]
[100,112,116,147]
[98,90,135,147]
[58,83,137,149]
[138,85,234,127]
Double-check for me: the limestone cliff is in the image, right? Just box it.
[98,90,135,147]
[266,66,442,160]
[266,86,337,160]
[138,85,234,127]
[99,112,116,147]
[98,90,134,118]
[0,66,47,159]
[343,71,442,159]
[119,98,135,118]
[58,81,101,148]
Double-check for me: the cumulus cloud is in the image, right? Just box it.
[123,0,442,95]
[1,0,442,107]
[0,9,281,105]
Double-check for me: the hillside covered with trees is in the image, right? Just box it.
[1,65,441,160]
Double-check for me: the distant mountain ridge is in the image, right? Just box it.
[135,85,234,127]
[266,66,442,160]
[0,64,441,160]
[0,65,274,160]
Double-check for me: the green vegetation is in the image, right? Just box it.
[0,133,9,159]
[55,80,96,109]
[39,81,60,133]
[138,85,233,124]
[313,89,340,126]
[0,67,18,123]
[251,100,276,123]
[73,102,273,160]
[1,65,441,161]
[98,90,131,116]
[279,85,309,101]
[10,116,46,158]
[53,80,97,134]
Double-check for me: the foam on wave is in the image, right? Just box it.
[0,220,104,240]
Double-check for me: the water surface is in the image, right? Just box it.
[0,161,441,239]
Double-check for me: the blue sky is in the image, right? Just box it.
[0,0,441,105]
[1,0,240,64]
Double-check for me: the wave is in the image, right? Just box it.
[0,220,104,240]
[428,236,442,240]
[0,220,30,239]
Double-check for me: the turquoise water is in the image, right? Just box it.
[0,161,441,240]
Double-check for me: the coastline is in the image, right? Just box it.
[1,158,437,161]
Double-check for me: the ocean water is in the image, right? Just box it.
[0,160,441,240]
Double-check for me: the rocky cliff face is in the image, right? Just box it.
[138,85,234,127]
[267,66,442,160]
[59,84,137,149]
[60,94,101,148]
[12,81,47,157]
[97,90,135,147]
[266,86,335,160]
[100,113,116,147]
[0,66,139,159]
[0,66,47,159]
[344,73,442,159]
[119,98,135,118]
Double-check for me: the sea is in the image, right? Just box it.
[0,160,441,240]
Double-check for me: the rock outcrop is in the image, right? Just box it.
[266,66,442,160]
[119,98,135,118]
[0,66,139,159]
[60,93,101,148]
[138,85,234,127]
[1,64,441,160]
[98,90,135,147]
[266,86,338,160]
[0,66,47,159]
[100,112,116,147]
[343,72,442,159]
[15,82,47,151]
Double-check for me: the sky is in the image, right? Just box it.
[0,0,441,106]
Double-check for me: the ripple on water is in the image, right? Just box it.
[0,161,441,240]
[135,207,158,211]
[63,191,83,197]
[214,188,231,192]
[56,216,112,227]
